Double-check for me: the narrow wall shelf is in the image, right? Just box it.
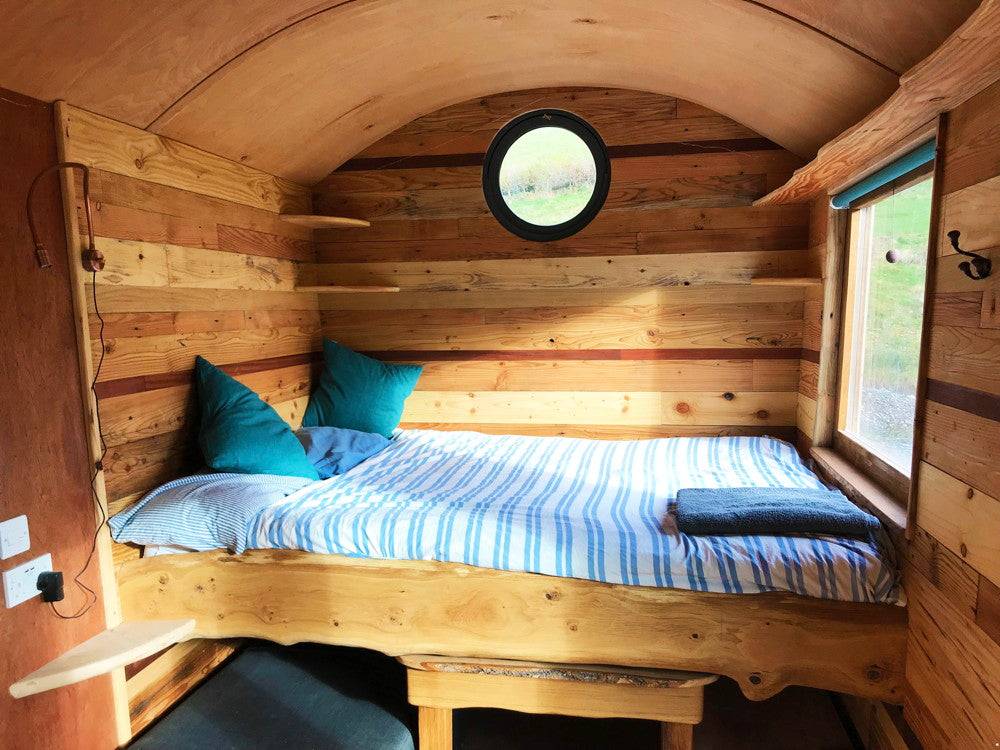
[9,619,195,699]
[295,285,401,293]
[750,277,823,287]
[279,214,371,229]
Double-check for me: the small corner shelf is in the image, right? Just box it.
[295,284,401,293]
[750,276,823,287]
[9,619,195,699]
[279,214,371,229]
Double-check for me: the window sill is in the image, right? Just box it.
[809,447,908,536]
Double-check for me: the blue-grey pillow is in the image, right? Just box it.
[294,426,390,479]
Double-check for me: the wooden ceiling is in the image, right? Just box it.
[0,0,978,184]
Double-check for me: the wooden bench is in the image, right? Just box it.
[399,655,717,750]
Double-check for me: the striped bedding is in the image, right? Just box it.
[113,430,901,604]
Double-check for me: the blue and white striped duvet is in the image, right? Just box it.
[113,430,901,604]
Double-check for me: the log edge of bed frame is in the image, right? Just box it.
[115,549,906,703]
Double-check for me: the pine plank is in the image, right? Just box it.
[9,620,195,699]
[400,391,796,427]
[300,251,809,292]
[939,77,1000,195]
[319,150,801,196]
[906,526,979,622]
[127,639,241,736]
[398,423,796,441]
[927,324,1000,396]
[796,393,816,439]
[798,358,819,401]
[95,326,320,382]
[102,430,197,501]
[321,316,801,351]
[90,309,318,339]
[975,575,1000,648]
[94,239,299,292]
[915,461,1000,587]
[936,172,1000,257]
[216,225,315,262]
[315,286,806,311]
[409,359,796,393]
[922,400,1000,499]
[60,104,309,213]
[87,169,312,243]
[87,285,318,314]
[905,569,1000,749]
[316,175,766,220]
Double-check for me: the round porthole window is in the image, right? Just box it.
[483,109,611,242]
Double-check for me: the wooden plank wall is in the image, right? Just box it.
[59,104,316,737]
[904,79,1000,748]
[312,88,811,440]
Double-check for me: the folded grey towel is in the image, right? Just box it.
[674,487,881,538]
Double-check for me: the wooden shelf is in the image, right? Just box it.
[295,285,400,293]
[9,619,195,699]
[279,214,370,229]
[750,277,823,287]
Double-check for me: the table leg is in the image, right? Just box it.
[418,705,453,750]
[660,721,694,750]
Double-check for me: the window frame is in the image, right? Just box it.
[482,109,611,242]
[833,161,935,507]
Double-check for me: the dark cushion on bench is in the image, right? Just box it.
[131,643,415,750]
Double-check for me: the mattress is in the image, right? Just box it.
[112,430,901,604]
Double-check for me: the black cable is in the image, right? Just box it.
[49,270,108,619]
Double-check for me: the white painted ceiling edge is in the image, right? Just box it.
[0,0,978,184]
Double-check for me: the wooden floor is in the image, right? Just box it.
[453,679,859,750]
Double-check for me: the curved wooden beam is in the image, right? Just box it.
[149,0,897,182]
[757,0,1000,206]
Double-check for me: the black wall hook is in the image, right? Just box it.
[948,230,992,281]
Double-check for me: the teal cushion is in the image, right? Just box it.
[303,340,422,438]
[194,356,319,480]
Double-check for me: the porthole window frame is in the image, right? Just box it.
[482,109,611,242]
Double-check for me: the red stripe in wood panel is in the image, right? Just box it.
[336,138,783,172]
[926,378,1000,423]
[94,352,322,400]
[801,348,820,364]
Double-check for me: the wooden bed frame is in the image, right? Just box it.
[116,549,906,703]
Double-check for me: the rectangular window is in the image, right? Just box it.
[839,174,933,475]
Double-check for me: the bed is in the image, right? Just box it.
[111,431,907,702]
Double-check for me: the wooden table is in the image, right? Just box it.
[399,655,717,750]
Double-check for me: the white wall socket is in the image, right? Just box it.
[0,515,30,559]
[3,553,52,608]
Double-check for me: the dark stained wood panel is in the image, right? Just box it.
[0,88,116,750]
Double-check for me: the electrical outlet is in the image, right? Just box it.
[0,515,30,559]
[2,553,52,608]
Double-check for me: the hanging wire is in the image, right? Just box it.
[25,162,109,619]
[49,272,108,619]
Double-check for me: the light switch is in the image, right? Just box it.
[3,553,52,608]
[0,515,30,560]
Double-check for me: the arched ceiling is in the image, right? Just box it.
[0,0,978,185]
